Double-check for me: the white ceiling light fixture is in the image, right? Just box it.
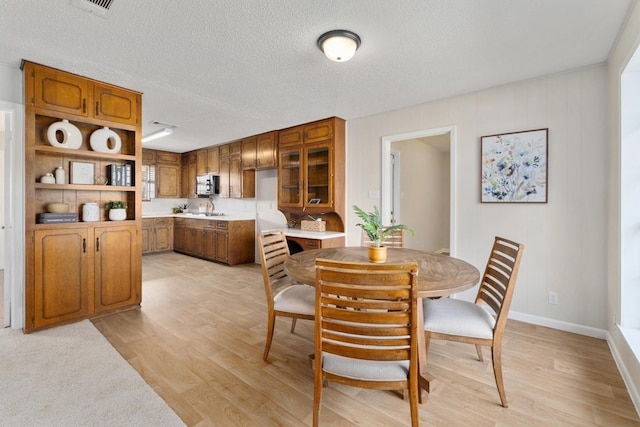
[142,128,173,143]
[317,29,361,62]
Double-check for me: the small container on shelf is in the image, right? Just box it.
[82,203,99,222]
[54,167,66,184]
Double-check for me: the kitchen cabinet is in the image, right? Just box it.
[142,149,181,199]
[94,225,141,313]
[23,61,142,333]
[30,61,138,126]
[219,141,253,198]
[174,218,255,266]
[181,152,197,198]
[207,147,220,174]
[243,131,277,170]
[256,131,277,169]
[286,235,345,254]
[278,117,345,220]
[33,227,90,328]
[142,217,173,254]
[241,136,257,169]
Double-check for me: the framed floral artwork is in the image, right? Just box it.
[481,128,548,203]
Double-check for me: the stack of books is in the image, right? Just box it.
[37,213,77,224]
[106,164,133,186]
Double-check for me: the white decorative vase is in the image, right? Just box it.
[108,208,126,221]
[90,127,122,154]
[47,119,82,149]
[82,203,99,222]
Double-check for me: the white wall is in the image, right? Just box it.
[607,0,640,412]
[347,65,608,331]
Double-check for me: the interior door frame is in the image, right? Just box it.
[381,125,457,254]
[1,102,25,329]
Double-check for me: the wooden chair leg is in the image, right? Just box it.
[475,344,484,362]
[290,317,297,333]
[313,359,323,426]
[263,313,276,361]
[491,344,508,408]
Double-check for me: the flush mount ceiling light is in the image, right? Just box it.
[141,127,173,143]
[317,29,361,62]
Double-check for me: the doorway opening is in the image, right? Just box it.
[381,125,455,254]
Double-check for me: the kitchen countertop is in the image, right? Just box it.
[284,228,345,240]
[143,213,255,221]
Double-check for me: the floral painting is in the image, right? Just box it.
[481,128,548,203]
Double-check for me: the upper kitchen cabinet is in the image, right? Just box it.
[142,149,181,199]
[256,131,277,169]
[196,146,220,176]
[241,136,257,170]
[28,61,138,126]
[278,117,345,221]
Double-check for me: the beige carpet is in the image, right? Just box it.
[0,320,184,426]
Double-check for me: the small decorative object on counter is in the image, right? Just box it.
[172,203,188,213]
[47,119,82,149]
[90,126,122,154]
[106,200,127,221]
[82,203,99,222]
[40,173,55,184]
[94,175,108,185]
[54,166,66,184]
[301,219,326,232]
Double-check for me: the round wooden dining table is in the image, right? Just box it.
[284,246,481,400]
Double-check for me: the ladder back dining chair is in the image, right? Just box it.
[360,228,405,248]
[313,259,420,427]
[422,236,524,407]
[258,229,315,361]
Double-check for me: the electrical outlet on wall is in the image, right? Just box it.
[548,291,559,305]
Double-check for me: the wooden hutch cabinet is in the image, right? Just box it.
[278,117,345,230]
[23,61,142,332]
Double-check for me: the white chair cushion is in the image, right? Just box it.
[274,284,315,316]
[423,297,495,339]
[322,353,410,382]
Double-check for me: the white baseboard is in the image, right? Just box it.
[608,326,640,417]
[508,310,608,339]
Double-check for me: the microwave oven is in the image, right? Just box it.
[196,175,219,197]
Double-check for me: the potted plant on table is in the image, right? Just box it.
[353,205,413,263]
[106,200,127,221]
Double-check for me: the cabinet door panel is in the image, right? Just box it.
[94,226,140,312]
[94,83,138,126]
[32,65,90,117]
[34,228,90,327]
[278,148,302,207]
[203,229,216,260]
[215,231,228,263]
[207,147,220,174]
[256,131,277,169]
[157,164,180,198]
[154,224,173,251]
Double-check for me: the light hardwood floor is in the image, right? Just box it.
[92,252,640,426]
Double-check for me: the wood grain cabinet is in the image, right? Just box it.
[29,61,138,126]
[94,225,141,313]
[142,149,181,199]
[256,131,277,169]
[175,218,255,266]
[142,218,174,254]
[181,152,197,198]
[23,61,142,333]
[278,117,345,216]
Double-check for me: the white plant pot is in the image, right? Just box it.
[108,208,126,221]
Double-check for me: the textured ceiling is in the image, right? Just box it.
[0,0,634,152]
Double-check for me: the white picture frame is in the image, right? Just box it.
[70,161,95,185]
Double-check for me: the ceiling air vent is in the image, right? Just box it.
[70,0,115,18]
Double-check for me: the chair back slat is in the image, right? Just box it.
[315,259,419,364]
[259,230,291,301]
[360,228,405,248]
[475,236,524,331]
